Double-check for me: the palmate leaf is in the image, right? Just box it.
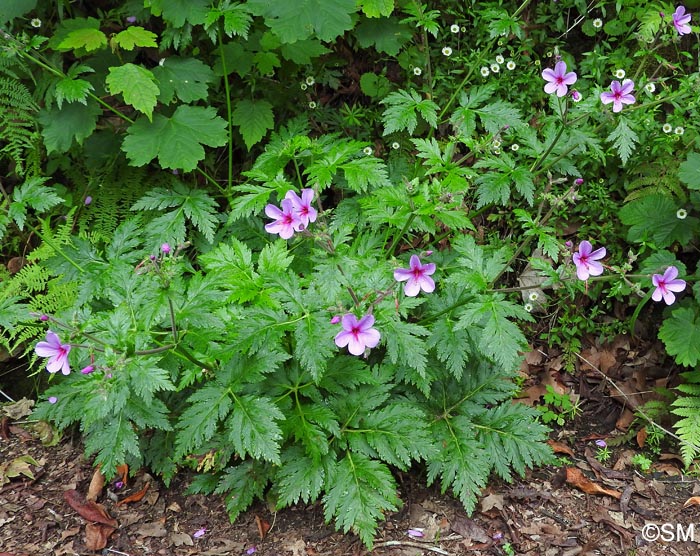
[323,452,400,548]
[123,105,227,171]
[275,447,328,506]
[175,384,233,458]
[247,0,356,43]
[57,27,107,52]
[346,403,436,469]
[148,0,210,27]
[284,403,339,461]
[473,403,552,481]
[111,26,158,50]
[231,99,274,150]
[106,63,159,120]
[9,176,63,230]
[620,194,692,248]
[358,0,394,17]
[38,100,102,154]
[226,395,284,464]
[678,151,700,190]
[381,89,439,135]
[153,57,215,104]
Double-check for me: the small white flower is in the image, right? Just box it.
[460,26,466,32]
[450,24,460,33]
[644,82,656,93]
[305,76,315,86]
[308,101,317,109]
[480,66,490,77]
[592,18,603,29]
[493,147,501,155]
[391,142,400,150]
[413,67,422,76]
[662,123,673,133]
[30,18,41,28]
[524,303,534,312]
[528,291,539,302]
[442,46,453,57]
[614,69,626,79]
[511,143,519,151]
[545,51,552,58]
[677,208,688,220]
[495,54,505,64]
[506,60,516,70]
[675,126,685,135]
[490,63,500,73]
[158,58,166,66]
[363,146,373,156]
[492,139,501,148]
[301,83,308,91]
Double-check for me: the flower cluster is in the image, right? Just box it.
[264,189,317,240]
[572,242,686,305]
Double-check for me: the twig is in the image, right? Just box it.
[574,352,700,454]
[0,389,15,402]
[367,540,450,555]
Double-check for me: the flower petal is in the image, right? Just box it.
[341,314,359,331]
[403,279,421,297]
[394,268,412,282]
[334,330,352,348]
[359,328,380,349]
[356,314,375,331]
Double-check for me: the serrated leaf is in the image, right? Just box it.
[123,105,228,171]
[381,89,439,135]
[382,318,429,391]
[112,26,158,50]
[247,0,356,43]
[57,27,107,52]
[276,448,326,506]
[659,307,700,367]
[106,63,159,121]
[359,0,394,17]
[231,99,274,150]
[38,100,102,154]
[294,312,335,380]
[151,0,210,27]
[620,194,691,247]
[85,417,141,478]
[215,461,272,521]
[606,117,638,166]
[175,384,232,458]
[54,77,93,109]
[0,0,37,24]
[323,452,400,548]
[354,17,412,56]
[679,152,700,190]
[226,395,284,464]
[10,176,63,230]
[279,39,331,64]
[427,319,471,378]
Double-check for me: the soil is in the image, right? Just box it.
[2,337,700,556]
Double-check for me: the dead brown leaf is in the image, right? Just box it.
[565,467,621,499]
[652,462,682,476]
[135,520,167,537]
[85,522,116,551]
[684,496,700,508]
[171,531,194,547]
[636,427,647,448]
[1,398,34,419]
[116,481,150,506]
[255,514,270,539]
[117,463,129,486]
[86,467,105,502]
[450,516,490,543]
[0,454,38,487]
[63,489,118,527]
[547,439,575,457]
[480,492,504,512]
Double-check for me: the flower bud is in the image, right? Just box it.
[330,315,341,324]
[81,365,95,375]
[161,243,171,254]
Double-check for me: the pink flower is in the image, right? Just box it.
[673,6,692,35]
[285,189,317,230]
[600,80,635,112]
[264,198,302,239]
[334,314,381,356]
[542,61,578,97]
[651,266,686,305]
[35,331,71,375]
[161,243,171,254]
[48,396,58,404]
[394,255,436,297]
[193,527,207,538]
[572,241,606,280]
[81,365,95,375]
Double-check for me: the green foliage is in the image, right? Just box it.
[381,89,439,135]
[606,117,638,166]
[0,76,39,175]
[106,64,160,121]
[231,99,274,150]
[658,308,700,368]
[672,370,700,466]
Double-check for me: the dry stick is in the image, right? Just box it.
[366,540,450,555]
[574,352,700,455]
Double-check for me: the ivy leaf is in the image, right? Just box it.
[231,99,274,150]
[57,27,108,52]
[122,105,228,171]
[679,152,700,190]
[54,77,94,109]
[152,57,214,104]
[381,89,439,135]
[106,63,159,121]
[659,308,700,367]
[38,100,102,154]
[111,26,158,50]
[358,0,394,17]
[323,452,400,548]
[247,0,356,43]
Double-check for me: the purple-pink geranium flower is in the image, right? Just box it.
[394,255,436,297]
[264,198,302,239]
[542,61,578,97]
[651,266,686,305]
[285,189,317,230]
[673,6,692,35]
[600,80,635,112]
[334,314,381,356]
[572,241,606,280]
[35,331,71,375]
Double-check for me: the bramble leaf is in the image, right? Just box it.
[231,99,274,150]
[38,100,102,154]
[359,0,394,17]
[106,63,159,120]
[659,307,700,367]
[57,27,107,52]
[153,57,214,104]
[122,106,228,171]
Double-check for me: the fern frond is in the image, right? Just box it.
[0,76,40,175]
